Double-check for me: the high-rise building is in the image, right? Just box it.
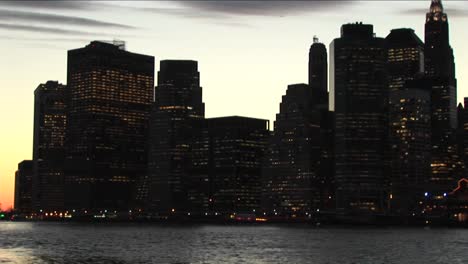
[14,160,33,213]
[189,116,269,215]
[148,60,205,213]
[424,0,459,195]
[385,29,432,216]
[330,23,388,213]
[64,41,154,211]
[32,81,67,212]
[309,36,328,100]
[388,78,431,216]
[263,84,327,216]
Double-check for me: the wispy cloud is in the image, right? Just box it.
[136,1,355,27]
[1,34,91,43]
[0,23,113,36]
[0,0,93,10]
[0,9,135,29]
[402,7,468,17]
[175,1,355,17]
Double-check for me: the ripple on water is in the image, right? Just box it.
[0,223,468,264]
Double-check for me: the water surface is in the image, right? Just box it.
[0,222,466,263]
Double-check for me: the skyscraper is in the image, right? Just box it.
[65,41,154,211]
[190,116,269,215]
[386,29,431,216]
[14,160,33,213]
[330,23,388,213]
[309,36,328,100]
[263,83,326,216]
[388,78,431,216]
[148,60,205,214]
[425,0,459,195]
[32,81,67,212]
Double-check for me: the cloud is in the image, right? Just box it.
[402,7,468,17]
[0,35,91,43]
[0,0,92,10]
[136,1,354,27]
[0,23,113,36]
[176,1,354,17]
[0,9,135,29]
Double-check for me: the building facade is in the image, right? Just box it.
[425,0,460,195]
[32,81,67,212]
[64,41,154,211]
[190,116,269,215]
[14,160,34,213]
[330,23,388,214]
[263,83,327,216]
[386,29,431,216]
[148,60,205,214]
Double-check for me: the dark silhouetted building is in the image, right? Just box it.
[309,36,328,99]
[64,41,154,211]
[32,81,67,212]
[388,78,431,216]
[263,83,330,216]
[425,0,459,197]
[148,60,205,214]
[14,160,33,213]
[330,23,388,214]
[190,116,269,215]
[386,29,431,216]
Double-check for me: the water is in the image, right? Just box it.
[0,222,467,264]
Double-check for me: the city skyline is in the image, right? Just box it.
[2,1,468,210]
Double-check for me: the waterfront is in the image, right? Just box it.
[0,222,467,263]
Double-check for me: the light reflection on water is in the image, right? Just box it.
[0,222,467,264]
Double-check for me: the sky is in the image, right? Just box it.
[1,0,467,210]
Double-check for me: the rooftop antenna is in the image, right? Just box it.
[313,35,319,44]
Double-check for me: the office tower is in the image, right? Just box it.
[309,36,328,100]
[386,29,431,216]
[65,41,154,211]
[263,84,326,216]
[425,0,459,194]
[148,60,205,213]
[330,23,388,213]
[14,160,33,213]
[190,116,269,215]
[32,81,67,212]
[388,78,431,216]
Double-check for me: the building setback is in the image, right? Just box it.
[64,41,154,211]
[147,60,205,213]
[32,81,67,212]
[263,83,327,215]
[190,116,269,215]
[385,29,431,216]
[330,23,388,213]
[14,160,33,213]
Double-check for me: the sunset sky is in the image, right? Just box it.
[1,0,467,210]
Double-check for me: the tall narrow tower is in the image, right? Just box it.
[308,36,328,102]
[424,0,460,195]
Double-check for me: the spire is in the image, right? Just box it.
[430,0,443,14]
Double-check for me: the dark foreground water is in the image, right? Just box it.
[0,222,467,264]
